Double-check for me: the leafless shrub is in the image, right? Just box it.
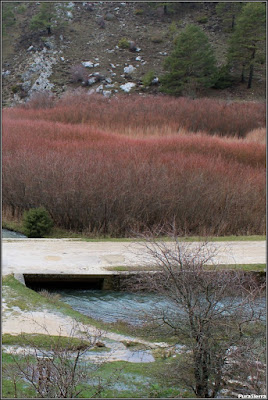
[3,322,121,398]
[70,64,88,83]
[24,90,55,109]
[124,232,266,398]
[39,290,61,303]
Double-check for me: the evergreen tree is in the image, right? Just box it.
[161,24,217,96]
[216,2,244,31]
[30,2,68,35]
[228,2,266,89]
[2,2,16,35]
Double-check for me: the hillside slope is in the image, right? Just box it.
[2,1,266,106]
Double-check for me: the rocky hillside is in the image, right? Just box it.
[2,1,266,106]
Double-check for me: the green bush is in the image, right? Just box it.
[142,70,155,86]
[196,15,208,24]
[118,37,130,49]
[23,207,53,238]
[134,8,144,15]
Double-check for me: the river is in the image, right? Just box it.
[2,229,27,238]
[52,289,266,326]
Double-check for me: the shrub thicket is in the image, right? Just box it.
[3,96,265,237]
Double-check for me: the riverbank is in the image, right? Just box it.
[3,275,186,398]
[2,218,266,241]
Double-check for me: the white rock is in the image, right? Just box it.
[96,84,103,93]
[95,58,99,61]
[60,35,63,41]
[94,63,100,67]
[67,11,73,18]
[105,77,112,84]
[124,65,136,74]
[111,73,116,77]
[103,90,112,98]
[82,61,94,68]
[110,63,116,69]
[135,56,142,61]
[27,45,34,51]
[88,77,96,85]
[120,82,136,92]
[60,57,65,61]
[68,2,75,8]
[2,70,11,76]
[152,77,159,84]
[136,48,141,52]
[87,89,95,95]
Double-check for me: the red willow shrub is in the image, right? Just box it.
[2,99,266,237]
[5,94,266,138]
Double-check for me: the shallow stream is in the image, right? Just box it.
[52,289,266,326]
[2,228,27,238]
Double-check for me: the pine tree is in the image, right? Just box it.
[160,24,217,96]
[228,2,266,89]
[216,2,244,32]
[30,2,68,35]
[2,2,16,35]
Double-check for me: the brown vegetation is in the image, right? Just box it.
[2,94,266,237]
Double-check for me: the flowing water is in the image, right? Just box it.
[2,228,27,238]
[51,289,266,326]
[52,289,173,326]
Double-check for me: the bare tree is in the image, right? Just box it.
[125,233,266,398]
[3,322,121,398]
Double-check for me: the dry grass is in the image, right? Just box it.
[245,128,266,144]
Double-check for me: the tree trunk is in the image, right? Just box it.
[247,46,256,89]
[194,347,210,398]
[231,14,235,30]
[241,64,245,83]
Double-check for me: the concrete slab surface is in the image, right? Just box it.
[2,239,266,276]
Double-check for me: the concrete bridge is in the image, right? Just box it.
[2,239,266,278]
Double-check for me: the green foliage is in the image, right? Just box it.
[11,85,20,94]
[161,24,217,96]
[23,207,53,238]
[228,2,266,87]
[118,37,130,49]
[195,15,208,24]
[216,2,244,31]
[213,65,234,89]
[142,70,155,86]
[17,4,27,14]
[2,3,16,35]
[168,21,178,39]
[30,2,68,34]
[134,8,144,15]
